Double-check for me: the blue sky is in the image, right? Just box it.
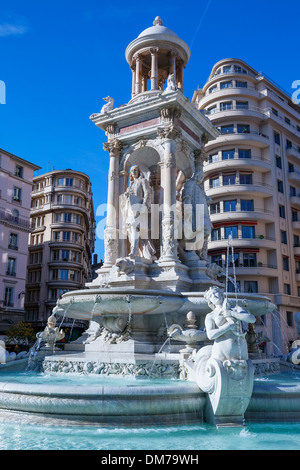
[1,0,299,258]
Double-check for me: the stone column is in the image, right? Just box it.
[135,54,142,94]
[169,52,176,81]
[157,124,182,261]
[131,65,136,97]
[102,139,123,268]
[177,61,184,92]
[150,48,159,90]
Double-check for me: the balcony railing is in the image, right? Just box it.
[0,210,31,229]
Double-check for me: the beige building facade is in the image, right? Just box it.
[0,148,40,332]
[193,59,300,353]
[25,169,96,330]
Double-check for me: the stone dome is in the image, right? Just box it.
[138,17,179,38]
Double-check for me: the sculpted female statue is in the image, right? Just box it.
[120,165,156,261]
[199,286,256,364]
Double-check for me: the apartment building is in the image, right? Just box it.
[193,58,300,352]
[25,169,96,330]
[0,148,40,333]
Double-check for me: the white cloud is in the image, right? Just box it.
[0,22,28,37]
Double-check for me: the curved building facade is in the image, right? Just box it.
[193,59,300,352]
[25,169,95,331]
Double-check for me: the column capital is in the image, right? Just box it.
[103,139,123,157]
[157,123,182,141]
[160,105,181,123]
[149,47,159,55]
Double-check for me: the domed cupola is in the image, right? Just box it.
[125,17,191,101]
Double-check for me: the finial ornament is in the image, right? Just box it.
[153,16,163,26]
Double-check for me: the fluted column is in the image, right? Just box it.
[157,124,182,261]
[102,139,123,268]
[131,65,136,97]
[135,54,142,94]
[150,47,159,90]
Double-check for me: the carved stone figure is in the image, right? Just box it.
[181,168,212,259]
[191,286,256,425]
[164,73,177,92]
[100,96,114,114]
[36,315,65,349]
[120,165,156,261]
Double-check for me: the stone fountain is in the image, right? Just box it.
[0,17,293,429]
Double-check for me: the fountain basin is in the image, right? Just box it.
[0,374,205,426]
[57,288,275,320]
[0,371,299,426]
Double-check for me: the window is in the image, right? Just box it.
[6,257,16,276]
[4,287,14,307]
[210,202,220,214]
[227,280,241,293]
[220,81,233,89]
[244,281,258,293]
[277,180,284,193]
[226,253,239,267]
[222,149,234,160]
[220,101,232,111]
[281,230,287,244]
[286,312,294,327]
[207,105,217,114]
[62,231,71,241]
[211,228,221,241]
[238,149,251,159]
[60,269,68,280]
[290,186,296,197]
[13,187,22,202]
[276,157,282,169]
[64,213,72,223]
[236,101,248,109]
[242,226,256,239]
[272,108,278,116]
[237,124,250,134]
[240,173,252,184]
[225,226,238,239]
[211,254,223,266]
[288,163,294,173]
[58,178,65,186]
[9,233,18,250]
[236,81,247,88]
[223,174,236,185]
[221,125,234,134]
[285,117,291,125]
[209,85,218,94]
[15,165,23,178]
[65,178,73,186]
[286,139,292,149]
[62,250,70,261]
[243,253,257,267]
[294,235,300,247]
[274,132,280,145]
[284,284,291,295]
[51,269,58,280]
[292,211,298,222]
[209,177,220,188]
[241,200,254,211]
[52,250,59,261]
[209,153,219,163]
[12,209,19,222]
[224,200,237,212]
[282,256,289,271]
[279,205,285,218]
[223,65,232,73]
